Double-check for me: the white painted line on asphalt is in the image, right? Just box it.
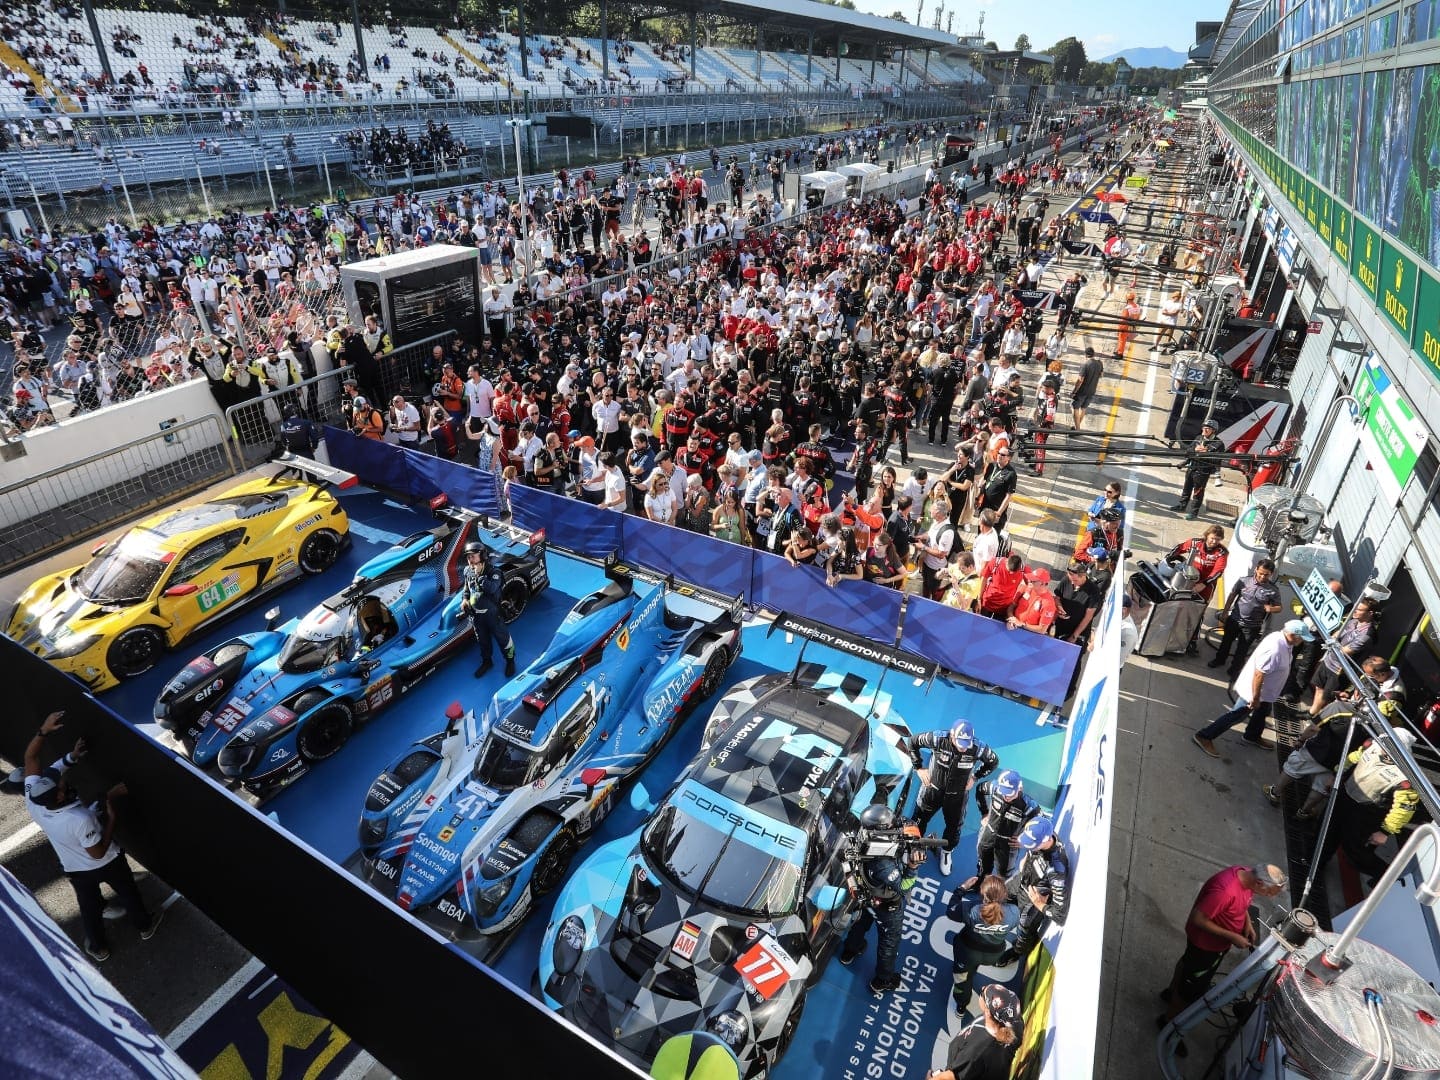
[164,955,264,1045]
[0,821,43,861]
[336,1052,378,1080]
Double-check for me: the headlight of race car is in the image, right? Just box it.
[552,914,586,975]
[476,876,515,914]
[217,743,263,776]
[43,633,101,659]
[706,1009,749,1051]
[360,817,388,846]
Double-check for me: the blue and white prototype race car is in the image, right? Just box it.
[152,508,548,797]
[537,618,932,1079]
[358,560,744,938]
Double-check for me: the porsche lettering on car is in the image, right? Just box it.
[4,455,355,692]
[358,559,742,940]
[153,509,548,798]
[538,653,923,1079]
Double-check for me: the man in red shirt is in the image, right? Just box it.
[1008,567,1057,633]
[978,553,1027,619]
[1159,864,1287,1032]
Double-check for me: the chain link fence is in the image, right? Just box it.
[0,415,238,573]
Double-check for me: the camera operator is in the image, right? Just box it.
[837,804,941,993]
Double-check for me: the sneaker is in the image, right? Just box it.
[1186,510,1199,520]
[1295,807,1317,821]
[938,849,952,876]
[1240,735,1268,750]
[839,949,861,966]
[869,974,901,994]
[995,949,1017,967]
[1206,658,1226,669]
[140,908,165,941]
[1262,784,1281,806]
[1191,733,1220,758]
[83,940,110,963]
[473,660,492,678]
[504,655,516,677]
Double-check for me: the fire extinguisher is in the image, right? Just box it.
[1248,437,1299,491]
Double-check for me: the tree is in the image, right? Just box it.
[1079,60,1117,87]
[816,0,858,7]
[1014,34,1031,52]
[1045,36,1087,82]
[887,10,908,20]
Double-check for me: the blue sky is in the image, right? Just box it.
[848,0,1222,55]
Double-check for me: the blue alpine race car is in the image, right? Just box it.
[537,620,930,1079]
[152,508,548,797]
[358,560,743,939]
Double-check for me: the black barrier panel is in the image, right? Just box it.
[546,114,595,138]
[0,639,641,1080]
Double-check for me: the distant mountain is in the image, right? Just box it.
[1099,46,1187,69]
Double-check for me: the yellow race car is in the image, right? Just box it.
[5,455,356,691]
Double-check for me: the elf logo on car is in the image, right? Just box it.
[194,679,224,704]
[417,541,444,563]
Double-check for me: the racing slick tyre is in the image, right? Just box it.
[748,993,804,1080]
[298,528,344,574]
[698,646,730,701]
[499,576,529,624]
[107,625,166,679]
[294,693,354,762]
[530,824,578,896]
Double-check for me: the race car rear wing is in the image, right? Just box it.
[767,611,938,684]
[601,551,746,623]
[432,503,546,551]
[271,453,359,491]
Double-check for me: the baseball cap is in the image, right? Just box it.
[577,435,596,449]
[1025,567,1052,585]
[1201,419,1218,430]
[1282,618,1316,642]
[353,396,368,407]
[982,985,1021,1027]
[994,769,1023,798]
[26,767,63,808]
[1018,815,1055,851]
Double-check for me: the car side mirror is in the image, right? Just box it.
[265,607,282,631]
[629,782,656,814]
[580,766,606,799]
[163,583,199,597]
[813,884,847,912]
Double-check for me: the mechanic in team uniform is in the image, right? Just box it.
[1313,731,1421,882]
[276,402,322,458]
[905,720,999,877]
[459,541,516,678]
[973,770,1040,879]
[839,805,922,994]
[1002,816,1070,965]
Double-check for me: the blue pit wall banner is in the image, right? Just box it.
[321,428,1080,705]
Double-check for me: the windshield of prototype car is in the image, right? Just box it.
[641,797,805,918]
[277,618,349,674]
[472,732,543,791]
[75,541,168,604]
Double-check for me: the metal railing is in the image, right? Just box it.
[223,363,356,470]
[0,415,238,573]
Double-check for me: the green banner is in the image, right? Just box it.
[1304,179,1320,230]
[1413,271,1440,381]
[1379,241,1419,342]
[1352,217,1381,300]
[1356,358,1426,504]
[1333,203,1353,264]
[1316,187,1334,247]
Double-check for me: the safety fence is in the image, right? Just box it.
[321,425,1081,705]
[223,363,355,470]
[0,414,237,573]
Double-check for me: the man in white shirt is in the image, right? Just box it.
[591,385,624,453]
[24,711,161,962]
[389,394,423,445]
[1194,619,1314,756]
[464,365,495,421]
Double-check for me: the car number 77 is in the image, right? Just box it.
[734,941,795,1000]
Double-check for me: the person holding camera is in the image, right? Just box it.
[1001,816,1070,966]
[838,804,930,994]
[24,710,161,963]
[906,720,999,877]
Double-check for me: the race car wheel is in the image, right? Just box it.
[532,825,578,896]
[698,646,729,701]
[499,576,529,624]
[773,992,805,1065]
[107,626,165,679]
[298,529,344,574]
[295,698,354,762]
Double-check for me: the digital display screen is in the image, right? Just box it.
[385,261,480,346]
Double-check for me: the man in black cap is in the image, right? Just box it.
[1173,420,1225,520]
[23,710,161,962]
